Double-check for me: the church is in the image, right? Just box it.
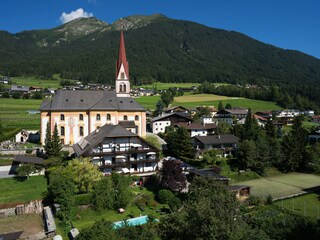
[40,31,146,145]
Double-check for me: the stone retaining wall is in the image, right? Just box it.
[0,200,43,218]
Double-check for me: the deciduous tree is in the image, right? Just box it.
[62,158,102,193]
[160,160,187,192]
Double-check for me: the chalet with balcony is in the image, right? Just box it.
[174,122,216,137]
[73,124,160,176]
[214,109,248,124]
[193,134,240,157]
[164,106,192,116]
[151,112,192,134]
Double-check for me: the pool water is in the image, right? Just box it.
[113,215,159,229]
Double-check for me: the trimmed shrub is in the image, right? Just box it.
[168,196,182,212]
[157,189,174,204]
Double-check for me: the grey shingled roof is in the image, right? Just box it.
[40,90,145,111]
[14,155,44,164]
[119,120,136,128]
[73,124,137,156]
[151,112,192,122]
[194,134,239,145]
[175,122,217,130]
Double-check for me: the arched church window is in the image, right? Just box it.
[60,126,65,136]
[107,114,111,120]
[120,83,126,92]
[79,126,84,136]
[96,114,101,121]
[121,72,125,79]
[135,115,139,121]
[60,114,65,121]
[124,115,128,121]
[79,114,83,121]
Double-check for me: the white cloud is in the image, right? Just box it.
[59,8,93,24]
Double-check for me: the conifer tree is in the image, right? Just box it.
[281,116,307,172]
[51,123,63,157]
[218,101,224,111]
[225,103,232,109]
[44,122,52,156]
[243,108,259,141]
[265,117,276,140]
[45,123,62,158]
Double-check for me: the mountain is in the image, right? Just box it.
[0,14,320,88]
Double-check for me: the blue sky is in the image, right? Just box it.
[1,0,320,59]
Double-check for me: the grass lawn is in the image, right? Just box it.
[233,173,320,200]
[133,82,200,90]
[303,121,320,129]
[274,192,320,219]
[173,94,282,112]
[0,98,41,130]
[0,158,13,166]
[218,159,261,183]
[66,186,168,233]
[0,176,47,204]
[10,76,61,89]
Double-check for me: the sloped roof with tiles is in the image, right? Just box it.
[73,124,137,156]
[194,134,239,145]
[116,31,129,78]
[40,90,145,111]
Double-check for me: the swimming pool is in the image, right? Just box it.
[113,215,159,229]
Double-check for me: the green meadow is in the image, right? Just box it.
[274,192,320,219]
[174,94,282,112]
[233,173,320,200]
[136,93,282,112]
[9,76,61,89]
[133,82,200,90]
[0,98,41,130]
[0,176,47,204]
[135,95,161,110]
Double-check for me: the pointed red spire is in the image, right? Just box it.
[116,31,129,78]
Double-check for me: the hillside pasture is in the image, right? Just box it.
[173,94,282,112]
[133,82,200,90]
[0,98,41,130]
[233,173,320,200]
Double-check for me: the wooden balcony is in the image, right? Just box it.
[88,147,157,157]
[99,158,160,169]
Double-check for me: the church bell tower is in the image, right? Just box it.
[116,31,130,97]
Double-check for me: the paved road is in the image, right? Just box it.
[0,165,16,178]
[0,170,15,178]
